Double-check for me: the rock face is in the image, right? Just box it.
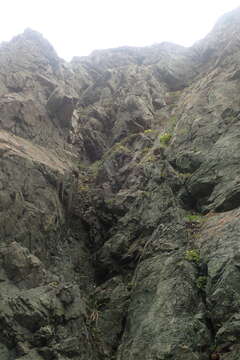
[1,8,240,360]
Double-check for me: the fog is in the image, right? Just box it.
[1,0,239,60]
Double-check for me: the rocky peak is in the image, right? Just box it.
[193,7,240,67]
[12,28,58,58]
[0,28,60,78]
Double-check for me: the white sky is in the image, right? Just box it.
[0,0,240,60]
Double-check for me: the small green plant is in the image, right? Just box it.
[48,281,59,287]
[196,276,207,290]
[144,129,154,134]
[79,185,89,192]
[185,214,203,223]
[185,249,200,264]
[159,133,172,146]
[105,198,115,207]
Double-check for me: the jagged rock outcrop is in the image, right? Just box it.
[1,8,240,360]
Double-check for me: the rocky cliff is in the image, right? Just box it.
[1,8,240,360]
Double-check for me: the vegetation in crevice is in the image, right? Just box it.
[143,129,157,135]
[159,132,172,146]
[185,249,201,264]
[184,214,204,224]
[196,275,207,290]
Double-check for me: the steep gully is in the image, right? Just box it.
[1,7,240,360]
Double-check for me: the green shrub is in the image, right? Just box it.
[196,276,207,290]
[159,133,172,146]
[185,214,203,223]
[185,249,200,264]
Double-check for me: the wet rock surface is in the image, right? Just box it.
[1,7,240,360]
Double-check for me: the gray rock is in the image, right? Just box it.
[1,7,240,360]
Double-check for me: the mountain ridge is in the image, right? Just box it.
[0,7,240,360]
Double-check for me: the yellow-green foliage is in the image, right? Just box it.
[144,129,157,134]
[48,281,59,288]
[115,143,129,152]
[185,249,200,264]
[196,276,207,290]
[159,133,172,146]
[105,198,115,206]
[79,185,89,192]
[185,214,203,223]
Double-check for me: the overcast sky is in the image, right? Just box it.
[1,0,239,60]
